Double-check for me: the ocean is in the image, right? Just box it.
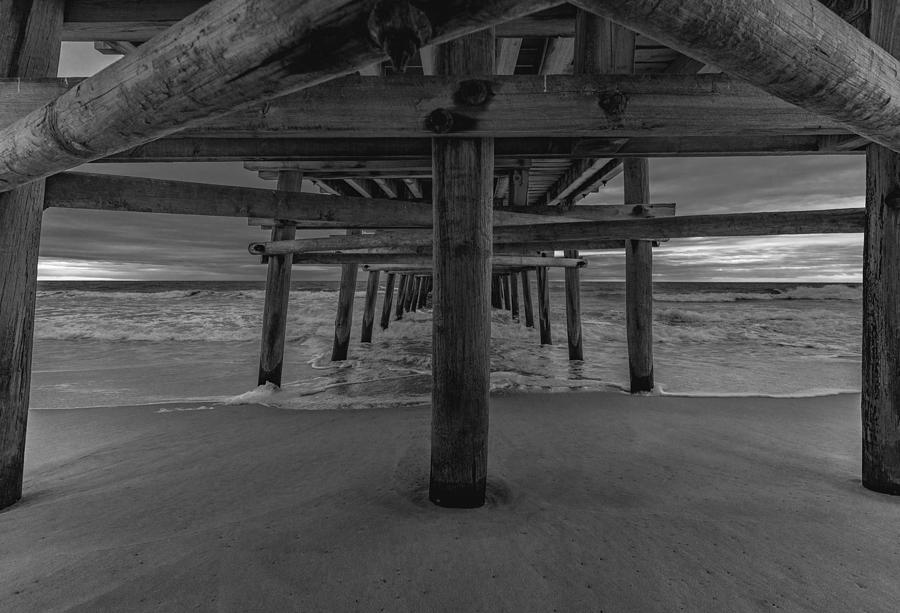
[30,280,863,410]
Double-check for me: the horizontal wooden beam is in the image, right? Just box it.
[61,3,577,42]
[0,0,563,192]
[572,0,900,153]
[45,172,673,227]
[288,254,587,268]
[254,208,865,254]
[94,134,857,163]
[0,74,845,147]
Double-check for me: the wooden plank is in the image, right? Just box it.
[540,37,574,74]
[257,170,300,387]
[97,134,856,163]
[0,0,563,193]
[496,38,522,75]
[361,270,380,343]
[288,254,587,268]
[61,2,577,41]
[521,269,535,327]
[331,230,360,362]
[430,31,493,508]
[536,265,552,345]
[409,277,421,313]
[572,0,900,153]
[379,272,396,330]
[0,75,849,143]
[0,0,62,510]
[862,0,900,494]
[624,158,654,393]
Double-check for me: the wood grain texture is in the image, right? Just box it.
[331,230,360,361]
[862,0,900,494]
[0,0,561,192]
[571,0,900,153]
[0,0,62,510]
[520,269,535,327]
[430,31,494,508]
[379,272,397,330]
[536,266,552,345]
[360,270,380,343]
[624,158,654,392]
[257,170,300,387]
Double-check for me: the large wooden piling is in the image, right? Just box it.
[862,0,900,494]
[330,230,359,361]
[380,273,396,330]
[395,274,408,320]
[521,270,535,328]
[510,272,520,321]
[563,249,584,360]
[360,270,380,343]
[536,266,552,345]
[0,0,63,509]
[430,31,494,508]
[257,171,302,386]
[418,275,431,309]
[624,159,655,392]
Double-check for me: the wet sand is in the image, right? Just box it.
[2,392,898,612]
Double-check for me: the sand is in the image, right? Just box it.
[1,392,898,612]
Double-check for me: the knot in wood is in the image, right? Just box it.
[426,108,454,134]
[454,80,493,106]
[598,90,628,121]
[367,0,433,73]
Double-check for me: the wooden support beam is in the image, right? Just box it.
[491,275,502,308]
[331,230,360,362]
[510,272,520,320]
[343,178,374,199]
[403,178,424,200]
[571,0,900,154]
[410,277,421,312]
[372,178,399,199]
[403,274,417,312]
[536,266,552,345]
[624,158,654,393]
[380,272,396,330]
[0,0,564,192]
[258,208,863,254]
[521,270,535,327]
[496,38,522,75]
[94,41,137,55]
[430,31,493,508]
[862,0,900,495]
[288,254,587,268]
[501,273,512,310]
[395,275,408,321]
[0,75,852,143]
[257,170,301,387]
[361,270,380,343]
[0,0,62,511]
[563,246,584,360]
[61,3,577,42]
[418,276,431,309]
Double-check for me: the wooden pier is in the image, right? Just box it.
[0,0,897,509]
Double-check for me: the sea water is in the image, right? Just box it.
[30,281,862,410]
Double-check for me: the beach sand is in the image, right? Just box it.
[2,392,898,612]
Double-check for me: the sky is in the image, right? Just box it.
[39,43,865,283]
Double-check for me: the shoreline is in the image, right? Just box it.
[5,391,899,612]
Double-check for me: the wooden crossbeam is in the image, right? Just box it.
[572,0,900,154]
[61,3,577,42]
[286,254,587,268]
[0,75,846,145]
[0,0,564,193]
[44,171,674,227]
[252,208,865,254]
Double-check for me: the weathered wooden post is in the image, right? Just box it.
[430,30,494,508]
[510,271,520,321]
[395,274,408,320]
[624,159,654,392]
[418,275,431,309]
[404,275,417,312]
[0,0,63,510]
[536,266,552,344]
[521,269,535,328]
[258,170,302,385]
[360,270,380,343]
[563,249,583,359]
[410,276,420,313]
[863,0,900,494]
[502,274,512,311]
[331,230,359,361]
[491,275,502,308]
[380,272,396,330]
